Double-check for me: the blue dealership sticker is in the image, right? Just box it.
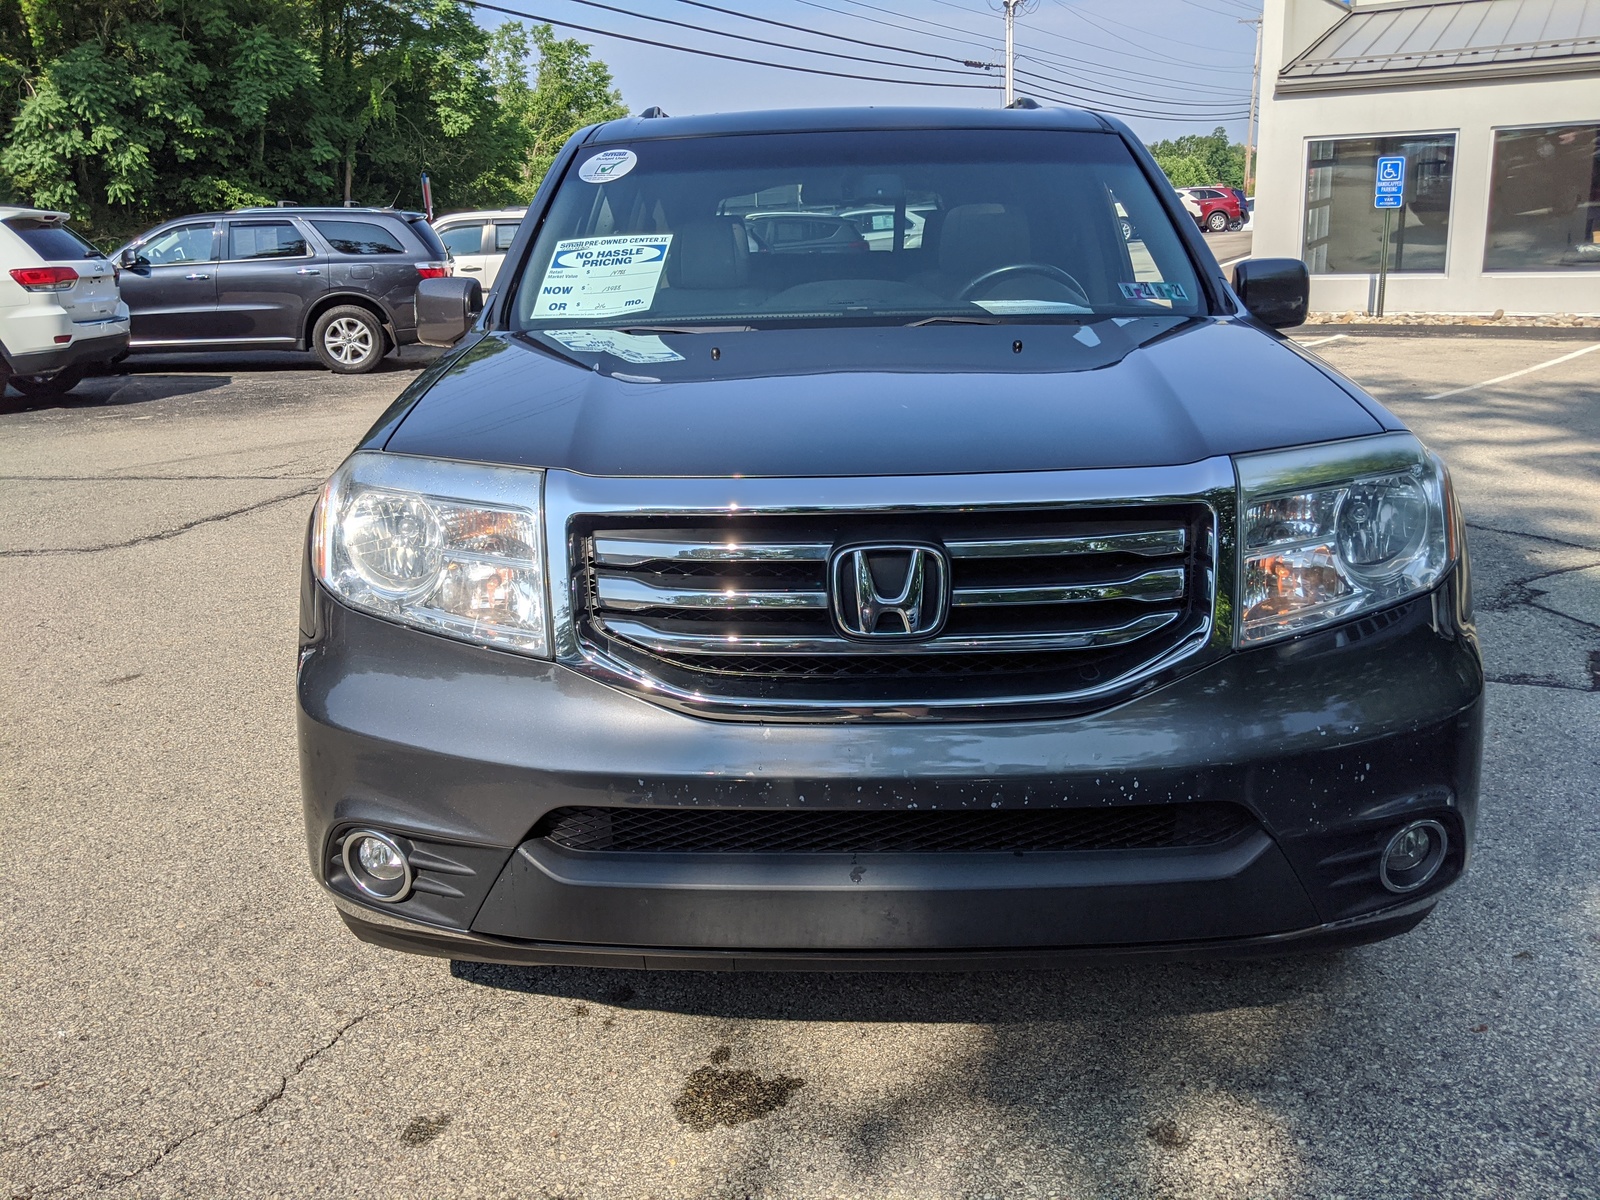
[1118,281,1189,302]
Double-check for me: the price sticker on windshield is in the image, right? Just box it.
[532,234,672,319]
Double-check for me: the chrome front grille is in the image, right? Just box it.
[565,495,1221,718]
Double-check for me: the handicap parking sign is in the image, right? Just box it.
[1375,156,1406,208]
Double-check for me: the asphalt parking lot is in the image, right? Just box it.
[3,328,1598,1200]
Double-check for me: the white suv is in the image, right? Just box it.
[433,208,526,291]
[0,207,129,397]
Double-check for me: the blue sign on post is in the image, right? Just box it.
[1375,156,1406,208]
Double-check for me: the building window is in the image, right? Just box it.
[1485,125,1600,272]
[1304,135,1456,274]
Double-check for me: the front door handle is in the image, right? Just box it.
[184,273,211,281]
[297,267,321,275]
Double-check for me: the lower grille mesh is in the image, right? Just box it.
[535,803,1254,855]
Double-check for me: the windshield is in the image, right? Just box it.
[511,129,1205,330]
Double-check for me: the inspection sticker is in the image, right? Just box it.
[544,328,684,364]
[532,234,671,319]
[1118,281,1189,302]
[578,149,638,183]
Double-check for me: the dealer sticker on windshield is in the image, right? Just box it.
[578,149,638,183]
[1118,281,1189,302]
[532,234,672,319]
[543,329,684,364]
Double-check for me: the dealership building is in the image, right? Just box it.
[1251,0,1600,315]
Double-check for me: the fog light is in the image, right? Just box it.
[359,837,406,880]
[341,829,412,902]
[1380,820,1447,893]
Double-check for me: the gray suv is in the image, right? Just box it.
[117,207,450,373]
[301,107,1482,970]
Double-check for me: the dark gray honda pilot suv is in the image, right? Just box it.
[298,107,1483,970]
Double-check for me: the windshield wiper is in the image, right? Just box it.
[905,315,1003,327]
[614,324,756,335]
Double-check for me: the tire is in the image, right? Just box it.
[312,306,386,374]
[1206,210,1229,233]
[9,365,85,397]
[1119,219,1134,242]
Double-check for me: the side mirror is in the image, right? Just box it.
[416,276,484,347]
[1228,256,1305,326]
[1231,258,1309,329]
[117,247,142,269]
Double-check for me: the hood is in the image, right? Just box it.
[380,318,1386,478]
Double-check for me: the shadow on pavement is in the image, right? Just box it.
[119,346,439,375]
[1,372,232,414]
[450,949,1351,1024]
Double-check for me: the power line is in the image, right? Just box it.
[526,0,996,78]
[462,0,1250,124]
[1016,75,1249,119]
[779,0,1254,98]
[1055,0,1260,56]
[1052,3,1256,69]
[1174,0,1262,22]
[781,0,997,55]
[664,0,996,68]
[1010,61,1248,109]
[1014,52,1252,97]
[459,0,1002,89]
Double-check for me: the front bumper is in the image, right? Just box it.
[298,573,1483,969]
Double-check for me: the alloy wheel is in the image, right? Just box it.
[324,317,375,366]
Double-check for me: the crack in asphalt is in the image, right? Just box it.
[1485,674,1599,693]
[1526,598,1600,634]
[0,485,319,558]
[1466,520,1600,553]
[22,1005,401,1198]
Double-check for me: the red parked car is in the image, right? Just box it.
[1180,187,1244,233]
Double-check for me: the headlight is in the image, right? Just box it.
[1235,433,1456,645]
[312,452,548,656]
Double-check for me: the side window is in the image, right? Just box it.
[311,220,404,255]
[140,224,216,266]
[228,221,308,260]
[493,223,520,252]
[437,223,485,257]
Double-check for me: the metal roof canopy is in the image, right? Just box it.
[1279,0,1600,92]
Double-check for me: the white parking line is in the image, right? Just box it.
[1424,342,1600,400]
[1296,334,1349,348]
[1218,255,1250,269]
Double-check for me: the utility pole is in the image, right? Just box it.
[997,0,1033,106]
[1004,0,1019,106]
[1241,17,1263,192]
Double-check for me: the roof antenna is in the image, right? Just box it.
[1005,96,1041,110]
[638,106,669,119]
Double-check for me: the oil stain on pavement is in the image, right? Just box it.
[672,1048,805,1132]
[399,1113,453,1146]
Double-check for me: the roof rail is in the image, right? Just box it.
[638,106,669,119]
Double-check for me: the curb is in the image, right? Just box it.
[1295,324,1600,341]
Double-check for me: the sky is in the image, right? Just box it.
[469,0,1264,145]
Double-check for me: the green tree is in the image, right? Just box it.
[480,21,625,202]
[1147,127,1246,190]
[0,1,627,239]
